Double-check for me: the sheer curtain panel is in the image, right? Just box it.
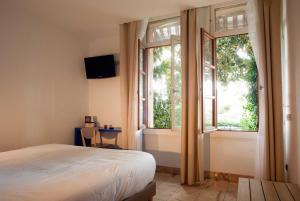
[247,0,285,181]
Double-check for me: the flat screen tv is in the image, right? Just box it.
[84,55,116,79]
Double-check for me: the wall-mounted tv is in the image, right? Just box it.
[84,55,116,79]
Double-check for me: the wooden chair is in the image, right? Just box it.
[80,127,98,147]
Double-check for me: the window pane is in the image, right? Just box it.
[139,46,144,127]
[202,31,216,132]
[227,16,234,30]
[204,98,213,129]
[204,67,213,97]
[215,4,248,33]
[173,44,182,97]
[216,34,258,131]
[147,18,180,44]
[139,50,145,99]
[174,97,182,128]
[173,43,182,128]
[149,46,172,129]
[204,36,212,65]
[139,74,144,113]
[237,14,244,27]
[139,97,144,127]
[216,17,225,32]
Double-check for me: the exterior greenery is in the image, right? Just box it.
[152,45,182,129]
[153,46,172,128]
[151,34,258,131]
[216,34,258,131]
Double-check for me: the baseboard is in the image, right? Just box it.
[204,170,253,183]
[156,167,253,183]
[156,165,180,175]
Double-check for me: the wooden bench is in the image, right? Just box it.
[238,178,300,201]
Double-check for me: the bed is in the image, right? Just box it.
[0,144,156,201]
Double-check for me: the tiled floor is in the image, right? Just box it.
[154,173,238,201]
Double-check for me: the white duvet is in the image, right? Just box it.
[0,144,156,201]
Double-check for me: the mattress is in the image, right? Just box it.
[0,144,156,201]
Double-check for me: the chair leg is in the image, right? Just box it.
[81,129,86,147]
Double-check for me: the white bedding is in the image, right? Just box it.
[0,144,156,201]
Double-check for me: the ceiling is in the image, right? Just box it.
[2,0,228,40]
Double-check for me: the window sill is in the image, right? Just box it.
[208,130,257,140]
[215,130,257,134]
[143,128,180,136]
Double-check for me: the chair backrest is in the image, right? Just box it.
[81,127,97,147]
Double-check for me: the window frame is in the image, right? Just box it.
[170,36,181,130]
[208,0,259,132]
[214,34,259,132]
[138,40,148,129]
[146,17,180,48]
[138,17,181,130]
[201,28,218,133]
[146,44,173,130]
[210,0,248,38]
[145,38,181,130]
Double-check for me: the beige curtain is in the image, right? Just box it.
[180,9,203,185]
[120,20,148,150]
[120,22,139,150]
[247,0,285,181]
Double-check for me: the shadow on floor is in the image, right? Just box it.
[154,172,238,201]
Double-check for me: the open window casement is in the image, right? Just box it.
[138,40,148,129]
[201,28,217,133]
[170,36,181,130]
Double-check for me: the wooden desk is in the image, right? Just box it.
[99,127,122,149]
[74,127,122,149]
[238,178,300,201]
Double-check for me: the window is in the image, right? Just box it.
[212,1,248,37]
[138,17,181,130]
[147,18,180,45]
[201,29,217,132]
[215,5,247,32]
[201,1,258,132]
[139,3,258,132]
[138,42,148,129]
[216,34,258,131]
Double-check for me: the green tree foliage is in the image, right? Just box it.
[152,35,257,130]
[153,47,172,128]
[217,34,258,131]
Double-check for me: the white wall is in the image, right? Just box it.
[87,35,121,127]
[144,129,257,176]
[283,0,300,184]
[88,77,121,127]
[0,5,88,151]
[144,129,181,168]
[207,131,256,176]
[87,34,123,145]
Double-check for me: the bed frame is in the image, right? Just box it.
[123,181,156,201]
